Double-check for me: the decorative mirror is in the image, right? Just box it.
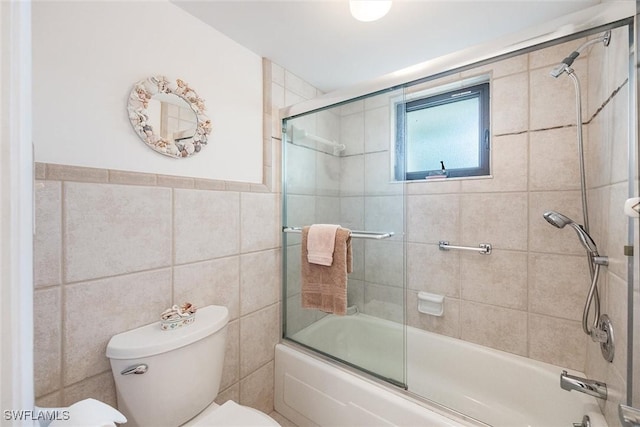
[127,75,212,158]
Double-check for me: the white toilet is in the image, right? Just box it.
[106,305,280,427]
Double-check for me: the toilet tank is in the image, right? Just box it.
[106,305,229,427]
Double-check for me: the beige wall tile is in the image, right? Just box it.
[221,320,240,391]
[285,143,316,195]
[460,250,527,310]
[240,360,275,414]
[64,182,172,282]
[460,301,527,356]
[406,179,461,195]
[529,58,587,130]
[587,109,612,189]
[461,192,528,251]
[407,292,460,338]
[240,304,279,377]
[462,54,528,79]
[241,193,280,253]
[340,155,365,196]
[173,256,240,320]
[364,106,390,153]
[460,133,528,193]
[610,86,630,185]
[47,164,108,183]
[174,189,240,264]
[528,190,584,255]
[363,283,403,323]
[63,371,116,408]
[216,382,240,406]
[407,243,460,297]
[285,70,317,100]
[492,72,528,135]
[316,153,340,197]
[364,240,404,287]
[528,253,589,321]
[364,195,403,239]
[35,392,62,408]
[108,170,157,186]
[340,99,364,116]
[365,151,401,196]
[35,181,62,287]
[316,196,341,224]
[407,194,460,244]
[347,279,365,313]
[271,62,285,87]
[34,287,61,397]
[528,37,587,70]
[530,127,582,191]
[340,196,364,231]
[240,249,281,315]
[603,365,627,427]
[607,182,630,279]
[285,294,319,336]
[63,269,172,385]
[35,162,47,179]
[606,26,630,98]
[528,314,586,371]
[607,272,628,379]
[340,113,365,156]
[286,244,301,298]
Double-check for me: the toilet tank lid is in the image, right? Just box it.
[106,305,229,359]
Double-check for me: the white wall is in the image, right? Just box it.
[33,1,263,183]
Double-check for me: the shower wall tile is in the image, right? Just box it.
[285,195,316,232]
[528,314,586,371]
[173,256,240,320]
[340,113,365,156]
[587,111,611,189]
[407,292,460,339]
[364,240,404,287]
[407,243,460,298]
[365,151,402,196]
[316,152,340,196]
[406,179,461,195]
[365,92,395,110]
[460,301,528,356]
[340,196,364,231]
[363,282,403,323]
[529,58,588,130]
[587,186,611,256]
[364,106,391,153]
[241,192,280,253]
[528,190,584,255]
[240,249,281,315]
[347,279,365,313]
[460,192,528,251]
[286,245,302,297]
[528,253,589,322]
[35,181,62,287]
[285,143,317,195]
[174,189,240,264]
[317,109,340,145]
[407,194,460,244]
[529,127,582,191]
[603,368,627,427]
[528,37,587,70]
[607,26,630,98]
[63,268,172,385]
[64,182,172,282]
[285,294,320,336]
[340,154,365,196]
[461,54,528,79]
[350,239,365,281]
[492,71,528,135]
[364,195,403,240]
[460,133,528,193]
[316,196,341,224]
[610,85,630,185]
[460,250,527,310]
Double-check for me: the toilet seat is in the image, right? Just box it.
[184,400,281,427]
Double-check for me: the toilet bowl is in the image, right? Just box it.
[106,305,280,427]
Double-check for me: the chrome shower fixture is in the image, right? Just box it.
[549,30,611,78]
[543,211,599,256]
[543,210,614,362]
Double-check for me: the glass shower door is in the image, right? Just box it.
[282,89,407,387]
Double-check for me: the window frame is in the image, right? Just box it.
[395,82,491,181]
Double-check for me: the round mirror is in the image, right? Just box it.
[127,76,212,158]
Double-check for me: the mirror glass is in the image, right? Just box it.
[127,76,211,158]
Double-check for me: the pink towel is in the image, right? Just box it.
[301,227,352,316]
[307,224,340,266]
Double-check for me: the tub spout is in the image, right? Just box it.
[561,370,607,400]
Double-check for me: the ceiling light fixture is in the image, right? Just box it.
[349,0,392,22]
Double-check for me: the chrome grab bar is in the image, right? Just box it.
[439,241,492,255]
[282,226,394,240]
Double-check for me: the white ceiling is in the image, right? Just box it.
[175,0,600,93]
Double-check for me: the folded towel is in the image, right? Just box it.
[307,224,340,266]
[301,226,352,315]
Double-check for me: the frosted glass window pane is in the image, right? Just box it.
[406,98,480,173]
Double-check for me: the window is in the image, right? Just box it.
[395,82,490,180]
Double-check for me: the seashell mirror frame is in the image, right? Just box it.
[127,75,212,158]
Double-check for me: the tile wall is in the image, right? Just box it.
[32,60,319,414]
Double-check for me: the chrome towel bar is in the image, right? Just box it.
[439,241,492,255]
[282,226,394,240]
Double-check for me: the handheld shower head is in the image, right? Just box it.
[549,31,611,78]
[543,211,599,255]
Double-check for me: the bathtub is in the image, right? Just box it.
[275,313,607,427]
